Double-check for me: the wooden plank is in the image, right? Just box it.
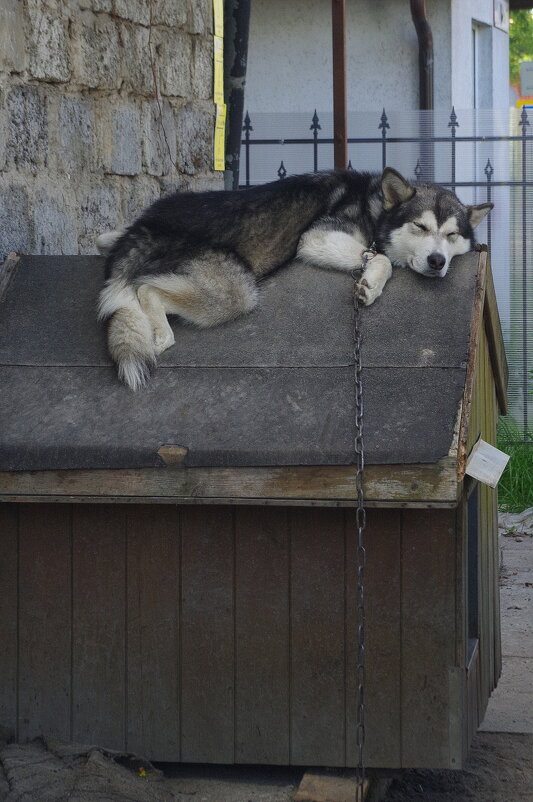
[458,249,486,475]
[466,642,480,748]
[346,510,402,768]
[400,509,457,768]
[290,508,345,766]
[234,506,290,764]
[180,506,235,762]
[126,506,180,760]
[18,504,72,741]
[483,255,508,414]
[72,505,127,749]
[0,458,460,507]
[0,504,18,740]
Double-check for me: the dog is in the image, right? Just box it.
[97,167,492,390]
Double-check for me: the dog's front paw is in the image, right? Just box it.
[356,278,382,306]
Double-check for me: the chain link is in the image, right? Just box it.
[351,245,374,802]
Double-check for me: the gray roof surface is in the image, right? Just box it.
[0,253,477,471]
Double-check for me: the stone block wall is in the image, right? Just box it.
[0,0,221,260]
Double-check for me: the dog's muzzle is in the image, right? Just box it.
[427,252,446,272]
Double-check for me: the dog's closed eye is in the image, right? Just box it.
[414,222,429,232]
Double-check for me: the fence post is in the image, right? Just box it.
[484,158,493,253]
[311,110,321,173]
[243,111,253,186]
[448,107,458,192]
[519,106,530,433]
[379,109,389,171]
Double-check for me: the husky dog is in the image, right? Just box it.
[98,168,492,390]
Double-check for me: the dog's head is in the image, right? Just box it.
[376,168,493,278]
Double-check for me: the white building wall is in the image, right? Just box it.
[245,0,508,114]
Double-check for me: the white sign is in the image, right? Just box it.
[465,438,510,488]
[494,0,509,32]
[521,62,533,97]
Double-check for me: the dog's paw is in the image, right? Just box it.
[153,326,175,355]
[356,278,382,306]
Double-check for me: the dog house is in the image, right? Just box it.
[0,246,506,769]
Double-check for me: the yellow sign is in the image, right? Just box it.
[213,0,225,170]
[213,0,223,37]
[214,35,224,106]
[214,103,226,171]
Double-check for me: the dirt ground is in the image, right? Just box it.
[157,732,533,801]
[381,732,533,802]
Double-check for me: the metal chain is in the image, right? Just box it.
[351,244,375,802]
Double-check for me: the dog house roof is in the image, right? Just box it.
[0,250,506,505]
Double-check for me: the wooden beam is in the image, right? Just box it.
[332,0,348,168]
[0,456,460,507]
[483,253,508,415]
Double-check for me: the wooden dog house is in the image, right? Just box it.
[0,247,507,769]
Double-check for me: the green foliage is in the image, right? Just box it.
[510,10,533,86]
[496,417,533,513]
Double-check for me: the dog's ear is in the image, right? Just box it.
[381,168,416,210]
[467,203,494,227]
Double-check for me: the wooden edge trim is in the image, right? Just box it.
[0,252,21,301]
[457,248,487,479]
[483,254,508,414]
[0,458,459,507]
[0,495,459,508]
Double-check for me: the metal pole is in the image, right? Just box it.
[332,0,348,169]
[224,0,251,190]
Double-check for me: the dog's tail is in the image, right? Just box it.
[98,275,155,391]
[96,230,123,256]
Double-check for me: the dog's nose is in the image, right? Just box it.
[427,252,446,271]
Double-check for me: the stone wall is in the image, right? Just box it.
[0,0,221,260]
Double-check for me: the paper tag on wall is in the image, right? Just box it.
[465,437,510,488]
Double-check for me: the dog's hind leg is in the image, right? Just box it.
[137,285,176,355]
[137,251,259,353]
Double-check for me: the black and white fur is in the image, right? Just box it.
[98,168,492,390]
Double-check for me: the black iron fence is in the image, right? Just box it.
[240,106,533,441]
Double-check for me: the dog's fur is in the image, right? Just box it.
[97,168,492,390]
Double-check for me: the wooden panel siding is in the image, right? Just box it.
[400,509,457,767]
[234,506,290,764]
[0,503,473,767]
[126,506,180,760]
[464,319,501,734]
[0,504,18,741]
[290,508,346,766]
[72,506,127,749]
[180,506,235,763]
[348,509,402,768]
[18,504,72,742]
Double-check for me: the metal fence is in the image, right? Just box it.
[240,107,533,441]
